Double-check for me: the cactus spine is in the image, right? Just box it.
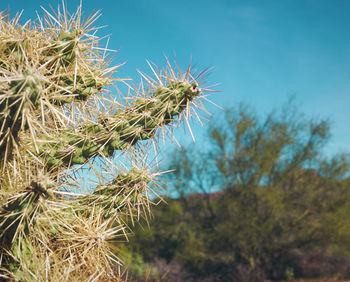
[0,5,210,280]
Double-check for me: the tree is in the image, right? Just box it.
[128,102,350,281]
[0,5,210,280]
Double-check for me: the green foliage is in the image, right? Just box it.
[125,102,350,281]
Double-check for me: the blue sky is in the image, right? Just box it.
[2,0,350,156]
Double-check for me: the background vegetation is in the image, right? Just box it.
[120,101,350,281]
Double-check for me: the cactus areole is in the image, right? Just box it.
[0,5,212,280]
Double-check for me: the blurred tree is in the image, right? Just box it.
[125,101,350,281]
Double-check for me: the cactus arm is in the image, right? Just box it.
[0,71,41,157]
[0,180,53,245]
[38,80,201,168]
[77,168,152,219]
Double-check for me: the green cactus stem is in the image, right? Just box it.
[42,29,81,67]
[6,239,37,280]
[54,71,109,104]
[0,180,53,245]
[38,80,201,168]
[78,168,152,218]
[0,71,41,156]
[2,40,30,64]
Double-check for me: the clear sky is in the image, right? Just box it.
[2,0,350,156]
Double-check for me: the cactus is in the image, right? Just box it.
[0,5,211,281]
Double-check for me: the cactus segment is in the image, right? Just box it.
[0,180,52,244]
[42,29,81,67]
[78,168,152,218]
[0,71,42,156]
[38,80,202,168]
[56,71,109,104]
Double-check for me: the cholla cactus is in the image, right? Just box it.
[0,4,211,281]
